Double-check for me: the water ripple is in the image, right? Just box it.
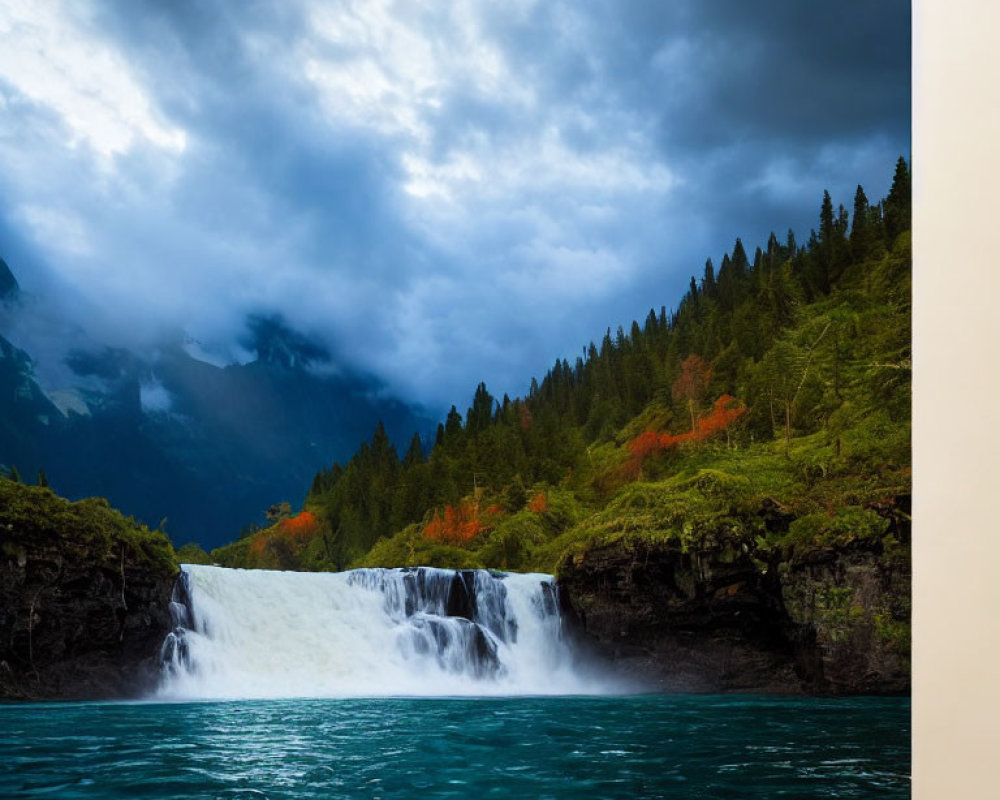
[1,695,909,799]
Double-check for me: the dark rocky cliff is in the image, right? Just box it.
[0,482,176,700]
[558,521,910,694]
[778,543,910,693]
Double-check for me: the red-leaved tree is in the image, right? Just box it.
[672,354,712,435]
[697,394,746,445]
[248,511,321,569]
[423,501,482,545]
[626,394,747,475]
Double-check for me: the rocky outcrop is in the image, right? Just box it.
[1,543,175,699]
[0,484,177,700]
[779,544,910,693]
[558,535,909,694]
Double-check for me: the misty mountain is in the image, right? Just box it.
[0,257,17,300]
[0,262,432,549]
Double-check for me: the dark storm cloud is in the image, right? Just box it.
[654,4,907,149]
[95,0,414,271]
[0,1,909,412]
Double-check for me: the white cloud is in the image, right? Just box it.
[140,379,173,414]
[294,0,674,217]
[0,0,910,412]
[15,204,93,257]
[401,124,674,209]
[504,240,629,301]
[0,0,186,160]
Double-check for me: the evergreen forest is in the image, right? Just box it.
[203,158,912,578]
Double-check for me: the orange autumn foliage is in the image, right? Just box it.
[249,535,268,557]
[628,430,664,461]
[627,395,747,473]
[279,511,319,538]
[249,511,319,558]
[423,501,483,545]
[697,395,746,439]
[528,491,548,513]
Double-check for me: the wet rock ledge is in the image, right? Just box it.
[558,532,910,695]
[1,483,176,700]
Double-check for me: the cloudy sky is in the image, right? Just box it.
[0,0,909,412]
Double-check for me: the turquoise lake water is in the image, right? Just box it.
[1,694,909,799]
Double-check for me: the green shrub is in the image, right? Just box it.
[355,524,485,570]
[672,468,753,508]
[0,478,177,576]
[780,506,887,553]
[477,512,548,570]
[175,542,213,565]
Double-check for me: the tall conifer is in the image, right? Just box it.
[884,156,911,243]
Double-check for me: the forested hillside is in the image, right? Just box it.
[208,157,911,580]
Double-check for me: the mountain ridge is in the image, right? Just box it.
[0,290,433,548]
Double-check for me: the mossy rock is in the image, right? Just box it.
[779,506,887,553]
[672,468,753,507]
[0,479,177,577]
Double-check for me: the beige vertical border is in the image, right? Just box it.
[913,1,1000,798]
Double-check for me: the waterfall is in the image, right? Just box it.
[156,564,605,699]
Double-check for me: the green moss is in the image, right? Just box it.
[0,478,177,577]
[838,409,910,472]
[809,586,859,643]
[670,468,754,508]
[595,475,762,548]
[779,507,887,553]
[874,614,911,654]
[524,473,767,576]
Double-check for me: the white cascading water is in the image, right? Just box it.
[156,564,606,699]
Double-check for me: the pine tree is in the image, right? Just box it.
[731,238,749,277]
[833,204,850,281]
[444,405,463,442]
[702,259,716,297]
[884,156,911,243]
[820,190,835,242]
[851,185,869,238]
[403,433,425,468]
[816,189,836,294]
[466,382,495,434]
[766,231,782,262]
[850,184,873,259]
[643,309,658,337]
[716,253,736,313]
